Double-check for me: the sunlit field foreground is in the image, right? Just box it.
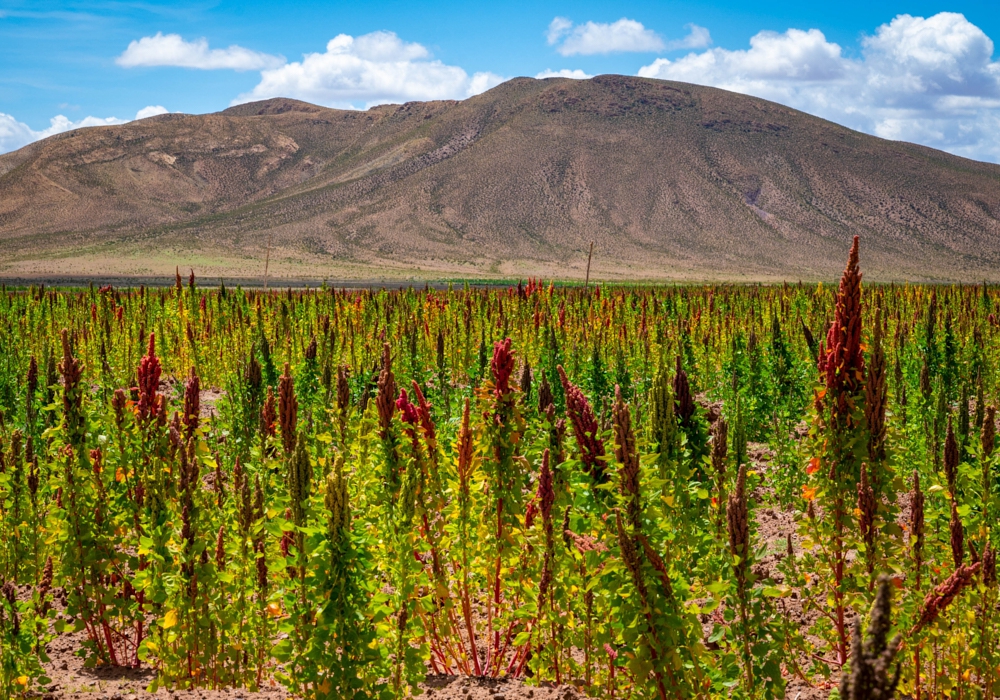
[0,239,996,699]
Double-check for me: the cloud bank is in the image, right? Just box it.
[234,31,504,108]
[117,33,284,71]
[547,17,666,56]
[0,106,168,154]
[638,12,1000,161]
[545,18,710,56]
[535,68,593,80]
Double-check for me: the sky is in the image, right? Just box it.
[1,0,999,161]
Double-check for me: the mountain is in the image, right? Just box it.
[2,75,1000,283]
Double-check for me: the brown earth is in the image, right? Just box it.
[2,75,1000,284]
[34,434,834,700]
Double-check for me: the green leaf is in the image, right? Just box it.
[706,580,729,594]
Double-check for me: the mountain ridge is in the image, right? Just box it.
[2,75,999,282]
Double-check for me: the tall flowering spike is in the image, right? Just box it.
[820,235,865,433]
[325,455,350,543]
[396,388,419,436]
[865,307,887,468]
[336,366,351,413]
[286,434,311,527]
[36,556,54,615]
[949,499,964,568]
[673,355,695,426]
[59,329,86,448]
[245,354,262,390]
[260,386,277,439]
[519,360,532,403]
[613,385,640,531]
[25,356,38,426]
[857,463,877,575]
[436,328,446,369]
[137,332,161,424]
[911,562,981,635]
[983,405,996,459]
[491,337,515,398]
[410,381,437,454]
[983,543,997,586]
[279,362,298,455]
[558,365,607,482]
[112,388,127,430]
[838,576,902,700]
[215,525,226,569]
[711,417,728,479]
[456,398,474,484]
[727,464,750,584]
[183,366,200,439]
[538,371,554,413]
[26,355,38,395]
[376,343,396,439]
[944,418,959,494]
[536,449,555,607]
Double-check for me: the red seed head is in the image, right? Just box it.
[558,365,606,481]
[491,337,515,398]
[260,386,277,438]
[411,381,437,453]
[278,362,297,455]
[376,343,396,439]
[396,388,419,427]
[673,355,695,426]
[183,366,200,438]
[136,333,161,424]
[912,562,981,635]
[820,236,865,427]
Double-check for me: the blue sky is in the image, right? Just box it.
[2,0,999,160]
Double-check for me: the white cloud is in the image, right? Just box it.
[639,28,848,84]
[117,32,284,71]
[535,68,594,80]
[546,17,572,46]
[666,24,712,51]
[134,105,169,120]
[0,106,169,154]
[468,71,506,96]
[549,18,664,56]
[638,12,1000,162]
[234,31,505,108]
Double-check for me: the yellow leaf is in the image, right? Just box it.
[16,676,28,686]
[162,609,179,629]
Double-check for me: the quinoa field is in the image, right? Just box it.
[0,238,996,699]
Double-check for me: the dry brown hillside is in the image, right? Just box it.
[2,75,1000,282]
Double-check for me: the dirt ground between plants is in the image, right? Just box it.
[35,417,837,700]
[37,526,837,699]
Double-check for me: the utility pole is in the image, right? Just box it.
[263,231,273,291]
[584,241,594,290]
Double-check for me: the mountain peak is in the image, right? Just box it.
[2,76,999,282]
